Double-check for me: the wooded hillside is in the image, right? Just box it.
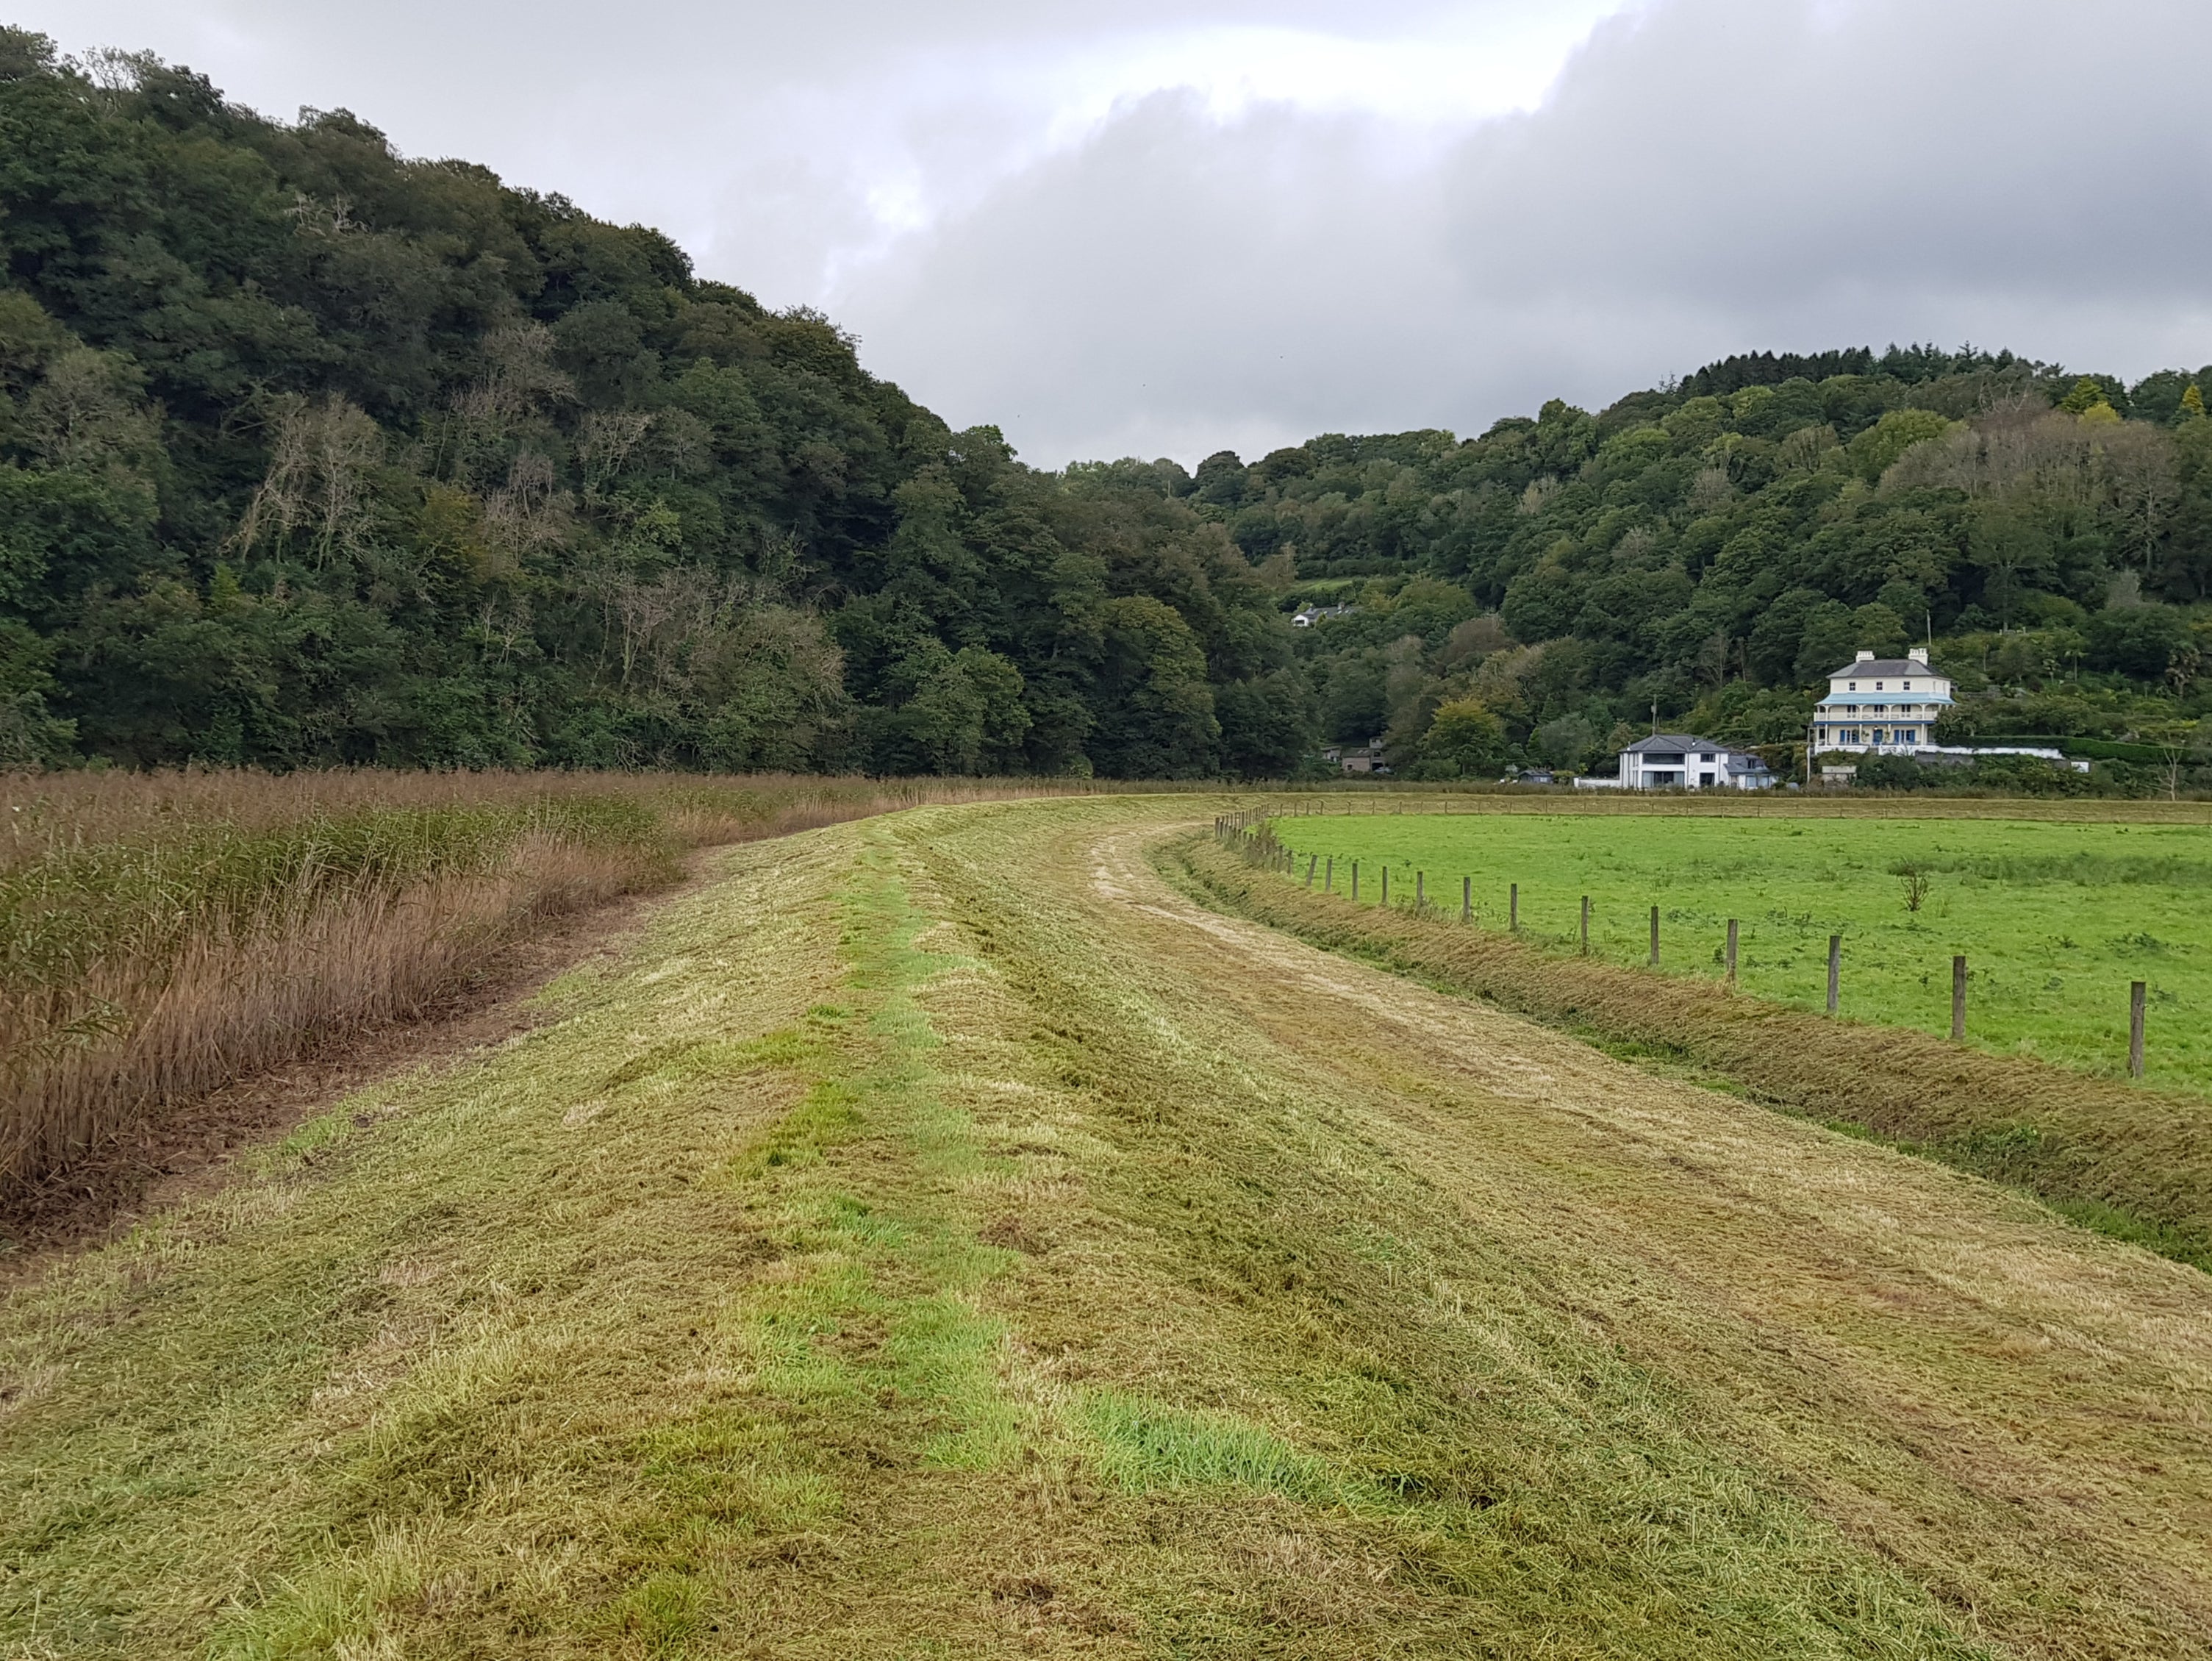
[1207,351,2212,783]
[5,29,2209,783]
[0,31,1292,776]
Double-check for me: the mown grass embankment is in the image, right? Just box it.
[4,795,2210,1657]
[1167,826,2212,1269]
[0,769,1105,1204]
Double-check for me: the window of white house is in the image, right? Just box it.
[1875,681,1884,690]
[1903,681,1912,690]
[1848,682,1858,690]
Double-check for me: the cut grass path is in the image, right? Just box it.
[1,796,2208,1657]
[1263,802,2212,1091]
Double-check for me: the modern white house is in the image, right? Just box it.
[1809,648,1951,755]
[1601,735,1776,790]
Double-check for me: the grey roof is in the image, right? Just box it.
[1828,657,1940,677]
[1623,734,1719,753]
[1620,737,1772,769]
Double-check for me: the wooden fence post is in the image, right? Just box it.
[1352,862,1359,901]
[1382,867,1390,906]
[1726,919,1739,985]
[1325,855,1334,893]
[1417,871,1425,912]
[1827,935,1841,1015]
[1306,854,1317,888]
[1951,955,1967,1041]
[1509,883,1519,932]
[1462,876,1471,924]
[2130,980,2147,1079]
[1649,906,1660,966]
[1581,896,1590,954]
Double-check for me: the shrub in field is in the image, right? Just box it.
[1891,860,1932,912]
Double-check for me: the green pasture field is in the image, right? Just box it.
[1270,807,2212,1093]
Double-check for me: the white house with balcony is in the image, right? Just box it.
[1810,648,1951,755]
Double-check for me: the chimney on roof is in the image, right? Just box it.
[1908,646,1929,665]
[1855,650,1875,662]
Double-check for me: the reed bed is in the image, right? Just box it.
[0,769,1112,1199]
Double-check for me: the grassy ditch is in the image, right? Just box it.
[1166,828,2212,1270]
[0,769,1106,1202]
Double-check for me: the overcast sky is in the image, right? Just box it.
[24,0,2212,465]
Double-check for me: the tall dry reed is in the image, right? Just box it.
[0,768,1124,1199]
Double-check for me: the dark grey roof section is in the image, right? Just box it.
[1622,734,1716,753]
[1827,658,1941,677]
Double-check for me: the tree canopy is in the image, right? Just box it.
[1222,352,2212,783]
[0,32,1287,775]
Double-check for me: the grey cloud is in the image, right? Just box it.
[840,0,2212,463]
[838,93,1460,465]
[25,0,2212,467]
[1453,0,2212,299]
[28,0,1459,298]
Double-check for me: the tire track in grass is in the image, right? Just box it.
[1062,802,2212,1660]
[898,801,2023,1661]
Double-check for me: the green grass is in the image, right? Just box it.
[1270,807,2212,1090]
[4,797,2209,1657]
[1170,827,2212,1270]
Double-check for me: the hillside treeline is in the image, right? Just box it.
[0,32,1293,777]
[6,31,2211,783]
[1200,350,2212,780]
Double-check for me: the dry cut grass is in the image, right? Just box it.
[1172,824,2212,1269]
[6,795,2210,1657]
[0,769,1116,1201]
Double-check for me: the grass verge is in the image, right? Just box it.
[1165,828,2212,1271]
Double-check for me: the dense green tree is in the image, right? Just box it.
[1412,697,1508,780]
[0,31,1290,776]
[1215,667,1316,781]
[1257,341,2212,779]
[2086,604,2191,679]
